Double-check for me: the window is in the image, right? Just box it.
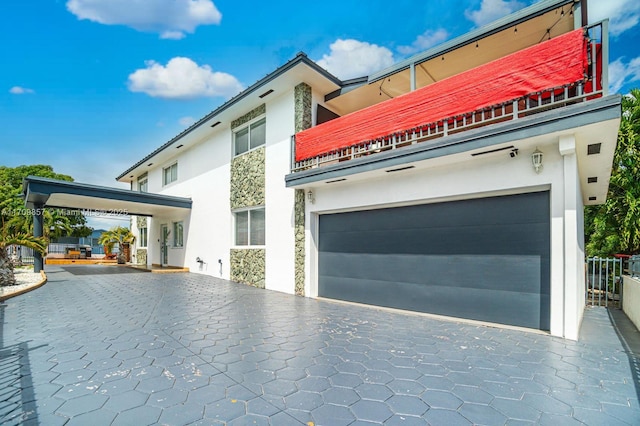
[234,208,265,246]
[173,221,184,247]
[138,173,148,192]
[163,163,178,186]
[234,118,266,156]
[139,226,148,247]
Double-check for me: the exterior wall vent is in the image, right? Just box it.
[386,166,415,173]
[471,145,515,156]
[587,143,601,155]
[259,89,274,98]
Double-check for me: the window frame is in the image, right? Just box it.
[163,162,178,186]
[233,116,266,157]
[233,206,265,247]
[172,221,184,248]
[139,226,148,248]
[137,173,148,192]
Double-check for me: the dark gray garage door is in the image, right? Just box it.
[318,191,550,330]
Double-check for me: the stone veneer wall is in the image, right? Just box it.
[230,147,265,209]
[294,83,312,133]
[136,249,147,265]
[230,104,267,287]
[231,104,265,130]
[136,216,148,265]
[294,83,312,296]
[230,249,265,289]
[294,189,305,295]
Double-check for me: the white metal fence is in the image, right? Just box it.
[586,257,623,308]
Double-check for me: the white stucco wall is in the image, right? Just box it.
[138,126,232,275]
[304,136,580,338]
[132,89,297,292]
[623,276,640,331]
[264,90,296,294]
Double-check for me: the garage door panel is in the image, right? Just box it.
[320,252,546,294]
[320,222,549,256]
[321,275,549,329]
[318,191,550,331]
[320,192,550,234]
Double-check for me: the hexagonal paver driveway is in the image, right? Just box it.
[1,265,639,425]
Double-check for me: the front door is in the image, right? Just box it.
[160,224,169,266]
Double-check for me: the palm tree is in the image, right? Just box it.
[0,229,48,286]
[98,227,135,264]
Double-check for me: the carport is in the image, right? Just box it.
[22,176,192,272]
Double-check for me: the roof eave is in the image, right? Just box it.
[116,53,344,182]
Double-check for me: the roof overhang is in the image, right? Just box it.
[325,0,579,116]
[286,95,621,206]
[370,0,578,84]
[23,176,192,217]
[116,53,343,183]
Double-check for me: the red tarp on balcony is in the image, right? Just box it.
[295,29,587,161]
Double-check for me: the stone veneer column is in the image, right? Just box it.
[230,104,267,288]
[294,83,312,295]
[136,216,148,265]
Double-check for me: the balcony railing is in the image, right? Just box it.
[292,22,608,173]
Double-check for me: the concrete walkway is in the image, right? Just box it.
[1,266,639,425]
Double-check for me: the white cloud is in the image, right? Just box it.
[398,29,449,55]
[317,39,394,80]
[179,116,196,126]
[127,57,243,99]
[66,0,221,39]
[9,86,34,94]
[465,0,525,27]
[609,56,640,93]
[160,31,186,40]
[589,0,640,36]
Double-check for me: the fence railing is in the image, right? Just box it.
[586,257,623,308]
[6,245,35,265]
[630,255,640,278]
[6,243,108,265]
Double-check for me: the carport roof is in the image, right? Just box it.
[22,176,192,217]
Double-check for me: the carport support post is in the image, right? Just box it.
[33,203,44,273]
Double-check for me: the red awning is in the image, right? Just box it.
[295,29,587,161]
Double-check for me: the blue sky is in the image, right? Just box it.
[1,0,639,229]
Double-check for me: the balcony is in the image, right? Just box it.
[291,22,607,173]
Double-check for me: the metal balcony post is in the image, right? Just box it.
[601,19,609,96]
[290,135,296,172]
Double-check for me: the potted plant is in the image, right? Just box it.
[103,241,115,259]
[98,227,135,264]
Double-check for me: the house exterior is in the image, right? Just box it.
[116,0,621,340]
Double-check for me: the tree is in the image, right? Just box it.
[0,165,92,239]
[585,89,640,256]
[98,226,135,264]
[0,223,47,286]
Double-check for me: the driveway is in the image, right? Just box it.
[1,266,639,425]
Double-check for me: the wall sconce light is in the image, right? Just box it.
[307,190,315,204]
[532,148,543,173]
